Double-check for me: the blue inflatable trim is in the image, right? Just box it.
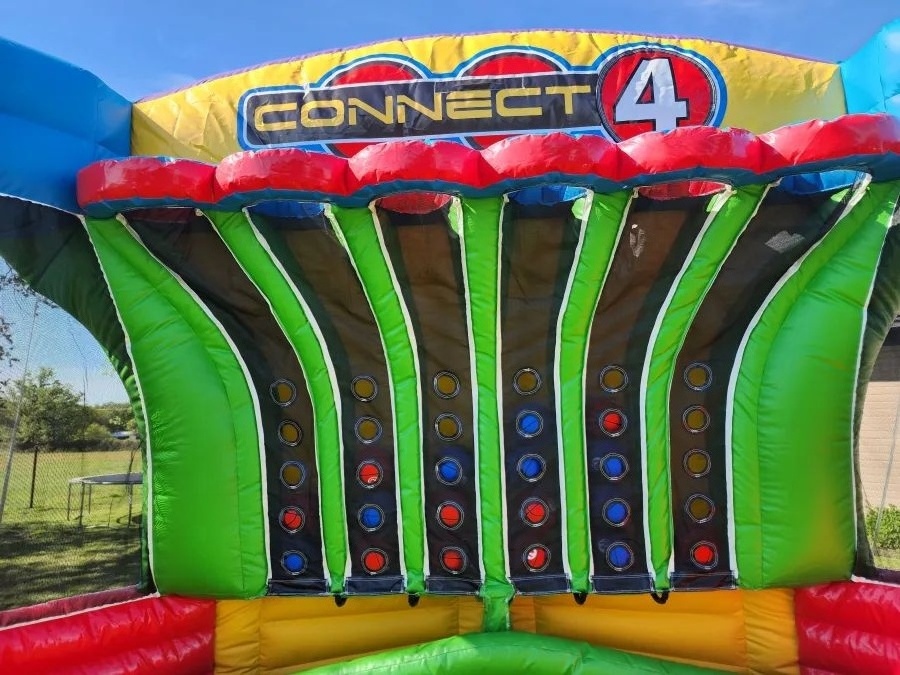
[0,39,131,212]
[841,19,900,120]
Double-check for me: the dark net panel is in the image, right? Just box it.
[0,198,143,610]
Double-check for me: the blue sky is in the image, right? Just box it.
[0,1,896,404]
[0,0,897,101]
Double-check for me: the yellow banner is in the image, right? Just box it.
[132,31,845,161]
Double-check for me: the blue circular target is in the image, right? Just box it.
[603,499,630,527]
[358,505,385,531]
[600,453,628,480]
[606,543,634,572]
[516,410,544,438]
[436,457,462,485]
[281,550,307,575]
[517,454,546,482]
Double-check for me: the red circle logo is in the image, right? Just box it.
[323,60,424,157]
[457,51,563,149]
[597,45,722,141]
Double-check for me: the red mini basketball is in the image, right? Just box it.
[362,548,388,574]
[441,547,466,574]
[524,545,550,572]
[601,410,626,435]
[437,502,463,529]
[521,498,548,526]
[357,461,382,488]
[280,507,304,532]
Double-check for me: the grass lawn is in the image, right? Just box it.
[0,448,143,610]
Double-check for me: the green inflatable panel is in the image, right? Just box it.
[731,180,900,588]
[206,209,349,592]
[449,197,514,630]
[556,191,632,593]
[641,185,769,589]
[301,632,728,674]
[327,205,426,595]
[85,217,268,597]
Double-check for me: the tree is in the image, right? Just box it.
[0,264,56,383]
[5,367,86,451]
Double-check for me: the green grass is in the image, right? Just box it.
[0,448,143,610]
[874,548,900,572]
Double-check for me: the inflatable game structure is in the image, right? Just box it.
[1,18,900,674]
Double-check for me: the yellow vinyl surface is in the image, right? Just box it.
[510,589,798,674]
[133,31,844,161]
[214,589,797,673]
[215,595,482,674]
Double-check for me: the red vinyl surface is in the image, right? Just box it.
[0,594,215,675]
[796,581,900,674]
[77,113,900,213]
[0,585,142,628]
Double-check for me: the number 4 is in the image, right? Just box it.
[614,58,688,131]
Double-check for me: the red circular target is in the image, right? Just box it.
[440,547,467,574]
[596,45,723,141]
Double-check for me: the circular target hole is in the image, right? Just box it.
[513,368,542,396]
[270,379,296,406]
[351,375,378,402]
[683,449,711,478]
[278,420,303,446]
[355,417,383,444]
[433,371,461,399]
[356,461,383,488]
[685,494,715,523]
[684,363,712,391]
[280,462,306,489]
[600,366,628,392]
[683,406,710,433]
[440,547,467,574]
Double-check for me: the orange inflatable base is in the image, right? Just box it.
[215,589,798,674]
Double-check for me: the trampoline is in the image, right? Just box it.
[66,472,141,526]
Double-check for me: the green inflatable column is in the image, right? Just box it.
[641,185,770,589]
[730,179,900,588]
[204,209,349,593]
[326,205,426,595]
[449,197,513,630]
[84,216,268,597]
[555,190,633,593]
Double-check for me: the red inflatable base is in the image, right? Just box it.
[0,594,215,675]
[796,581,900,674]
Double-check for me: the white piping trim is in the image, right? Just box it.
[725,176,872,583]
[324,204,417,582]
[118,215,272,584]
[0,592,162,632]
[78,215,157,584]
[238,209,350,584]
